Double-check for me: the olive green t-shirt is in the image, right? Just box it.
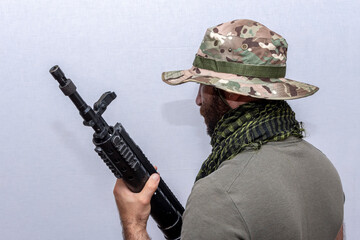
[181,137,343,240]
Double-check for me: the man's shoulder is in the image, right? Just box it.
[184,137,343,239]
[195,136,324,191]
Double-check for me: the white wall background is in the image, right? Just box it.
[0,0,358,239]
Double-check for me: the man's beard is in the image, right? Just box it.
[200,94,231,136]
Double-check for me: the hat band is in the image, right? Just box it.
[193,55,286,78]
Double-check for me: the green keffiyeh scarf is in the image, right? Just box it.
[196,100,303,181]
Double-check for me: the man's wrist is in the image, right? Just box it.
[122,220,150,240]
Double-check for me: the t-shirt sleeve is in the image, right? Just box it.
[181,177,250,240]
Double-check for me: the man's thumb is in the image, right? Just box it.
[141,173,160,200]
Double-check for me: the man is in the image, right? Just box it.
[113,19,344,239]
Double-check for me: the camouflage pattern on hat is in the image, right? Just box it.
[162,19,319,100]
[198,19,287,67]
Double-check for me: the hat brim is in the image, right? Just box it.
[162,66,319,100]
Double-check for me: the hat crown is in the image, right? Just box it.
[198,19,288,67]
[162,19,319,100]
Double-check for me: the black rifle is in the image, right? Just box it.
[50,65,184,240]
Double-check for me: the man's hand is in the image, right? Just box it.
[113,173,160,240]
[335,224,344,240]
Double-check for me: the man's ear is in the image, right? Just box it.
[223,91,252,102]
[223,91,240,101]
[223,91,258,108]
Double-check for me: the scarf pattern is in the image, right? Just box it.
[196,100,303,181]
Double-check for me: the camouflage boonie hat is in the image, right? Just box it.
[162,19,319,100]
